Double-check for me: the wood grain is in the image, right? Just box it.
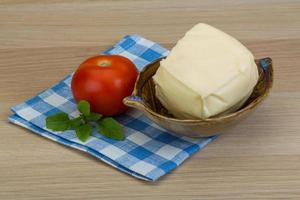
[0,0,300,199]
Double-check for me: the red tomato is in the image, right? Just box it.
[71,55,138,116]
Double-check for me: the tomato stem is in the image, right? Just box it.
[98,60,111,67]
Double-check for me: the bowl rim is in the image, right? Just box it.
[131,57,273,124]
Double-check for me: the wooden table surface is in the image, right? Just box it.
[1,0,300,199]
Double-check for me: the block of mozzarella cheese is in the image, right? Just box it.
[153,23,259,119]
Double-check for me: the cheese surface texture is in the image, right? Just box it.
[153,23,259,119]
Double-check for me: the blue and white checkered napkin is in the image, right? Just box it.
[9,35,217,181]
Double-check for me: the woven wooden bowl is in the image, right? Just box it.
[123,57,273,137]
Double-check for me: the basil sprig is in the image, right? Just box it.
[46,100,124,142]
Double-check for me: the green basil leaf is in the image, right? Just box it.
[77,100,90,116]
[46,112,70,131]
[96,117,124,141]
[75,124,92,142]
[70,117,83,129]
[85,113,102,122]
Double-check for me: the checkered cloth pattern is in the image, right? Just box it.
[9,34,217,181]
